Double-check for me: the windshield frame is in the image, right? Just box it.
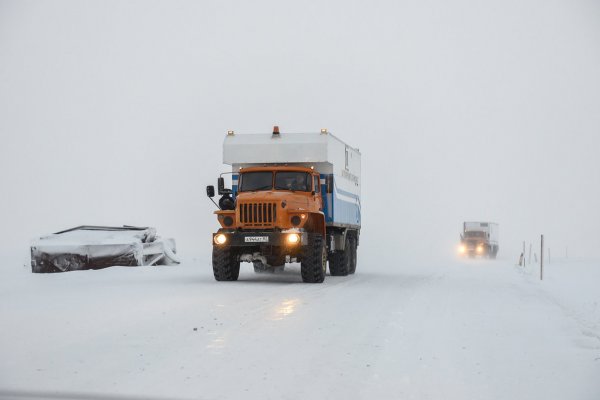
[238,170,314,193]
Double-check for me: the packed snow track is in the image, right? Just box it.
[0,258,598,400]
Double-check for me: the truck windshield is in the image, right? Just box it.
[239,172,273,191]
[274,172,311,192]
[465,231,485,238]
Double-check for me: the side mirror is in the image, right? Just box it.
[218,177,225,194]
[206,185,215,198]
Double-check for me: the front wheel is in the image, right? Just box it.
[213,246,240,281]
[301,234,326,283]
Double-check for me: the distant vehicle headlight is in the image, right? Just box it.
[476,245,484,253]
[458,245,466,254]
[287,233,300,244]
[214,234,227,245]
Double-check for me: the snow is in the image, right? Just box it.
[32,228,152,247]
[1,256,598,399]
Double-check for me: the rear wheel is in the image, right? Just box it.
[348,236,358,274]
[329,236,350,276]
[213,246,240,281]
[301,234,326,283]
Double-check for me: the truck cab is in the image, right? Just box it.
[232,166,324,230]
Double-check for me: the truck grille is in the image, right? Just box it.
[239,202,277,227]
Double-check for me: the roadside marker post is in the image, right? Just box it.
[540,235,544,281]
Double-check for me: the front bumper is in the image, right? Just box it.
[212,230,308,247]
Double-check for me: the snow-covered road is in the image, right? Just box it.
[1,257,599,400]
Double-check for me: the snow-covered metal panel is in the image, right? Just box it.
[30,226,180,273]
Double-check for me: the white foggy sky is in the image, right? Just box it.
[1,0,599,264]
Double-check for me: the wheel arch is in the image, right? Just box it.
[304,212,326,237]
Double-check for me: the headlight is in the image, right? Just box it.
[476,245,483,253]
[287,233,300,244]
[458,245,466,254]
[214,234,227,245]
[223,216,234,227]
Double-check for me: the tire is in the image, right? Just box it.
[301,234,326,283]
[329,236,350,276]
[348,236,357,274]
[212,246,240,281]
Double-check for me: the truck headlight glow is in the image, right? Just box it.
[214,234,227,245]
[287,233,300,244]
[458,245,466,254]
[476,245,483,253]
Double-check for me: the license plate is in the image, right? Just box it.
[245,236,269,243]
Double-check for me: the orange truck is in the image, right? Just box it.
[206,127,361,283]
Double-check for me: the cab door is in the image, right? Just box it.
[313,174,323,212]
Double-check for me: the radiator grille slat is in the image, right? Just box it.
[238,202,277,226]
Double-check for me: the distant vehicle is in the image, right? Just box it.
[206,127,361,283]
[458,222,499,258]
